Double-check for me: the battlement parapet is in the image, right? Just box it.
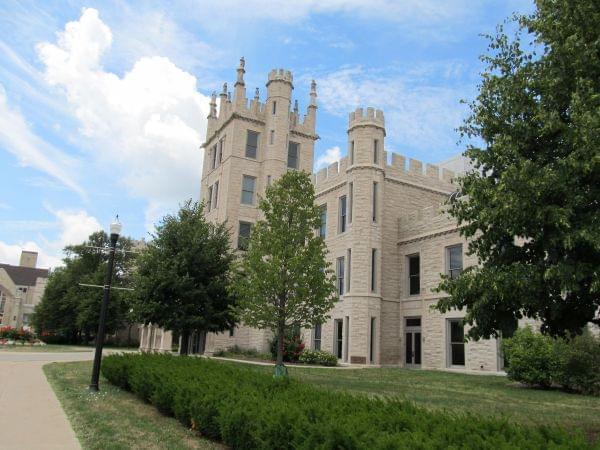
[398,202,458,240]
[267,68,293,85]
[348,107,385,130]
[384,152,456,191]
[313,156,349,192]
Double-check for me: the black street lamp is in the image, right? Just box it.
[89,217,122,392]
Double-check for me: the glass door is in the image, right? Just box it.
[334,319,343,359]
[405,317,422,368]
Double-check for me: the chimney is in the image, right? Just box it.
[19,251,38,268]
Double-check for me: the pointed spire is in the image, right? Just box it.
[227,91,232,102]
[254,87,260,100]
[309,79,317,107]
[294,99,299,114]
[236,57,245,85]
[209,91,217,117]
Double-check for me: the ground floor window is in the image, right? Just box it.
[369,317,376,363]
[313,323,322,350]
[334,319,343,359]
[447,319,465,367]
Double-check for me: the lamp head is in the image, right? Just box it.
[109,215,122,237]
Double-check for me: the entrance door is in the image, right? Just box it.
[334,319,343,359]
[405,317,421,367]
[190,331,206,354]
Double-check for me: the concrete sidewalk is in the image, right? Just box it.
[0,351,114,450]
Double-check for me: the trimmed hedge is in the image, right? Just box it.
[102,353,589,449]
[298,349,337,366]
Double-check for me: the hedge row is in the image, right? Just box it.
[101,353,589,449]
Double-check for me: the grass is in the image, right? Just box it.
[44,361,221,450]
[268,364,600,441]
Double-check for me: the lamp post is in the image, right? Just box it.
[89,217,122,392]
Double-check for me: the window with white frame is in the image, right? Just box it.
[336,256,345,295]
[313,323,322,350]
[447,244,463,279]
[211,143,218,169]
[339,195,347,233]
[245,130,259,158]
[241,175,256,205]
[238,221,252,250]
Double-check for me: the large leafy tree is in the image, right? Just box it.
[133,200,237,355]
[436,0,600,339]
[232,171,337,371]
[33,231,136,344]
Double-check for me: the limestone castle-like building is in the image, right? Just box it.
[140,60,506,372]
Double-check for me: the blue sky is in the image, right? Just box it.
[0,0,533,267]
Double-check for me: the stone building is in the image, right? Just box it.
[144,61,511,372]
[0,251,49,329]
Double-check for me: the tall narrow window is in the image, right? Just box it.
[369,317,376,363]
[207,185,213,211]
[339,195,347,233]
[447,245,463,279]
[272,101,277,115]
[373,139,379,164]
[346,249,352,293]
[238,221,252,250]
[267,175,272,186]
[218,138,224,164]
[319,205,327,238]
[408,254,420,295]
[288,141,299,169]
[313,323,322,350]
[211,143,218,169]
[269,130,274,145]
[372,182,378,222]
[448,319,465,366]
[213,181,219,208]
[371,248,377,292]
[245,130,259,158]
[350,141,355,165]
[241,175,256,205]
[348,182,353,224]
[336,256,345,295]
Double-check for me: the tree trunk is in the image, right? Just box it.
[276,320,285,366]
[179,330,190,355]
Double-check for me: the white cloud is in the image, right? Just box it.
[0,84,86,198]
[316,65,470,157]
[0,240,62,269]
[36,8,210,228]
[315,146,341,170]
[48,208,102,250]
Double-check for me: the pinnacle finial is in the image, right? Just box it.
[222,82,228,95]
[294,99,299,113]
[254,87,259,100]
[236,57,246,84]
[309,79,317,107]
[227,91,231,102]
[239,56,245,69]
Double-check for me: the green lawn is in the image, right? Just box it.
[272,365,600,441]
[44,361,221,450]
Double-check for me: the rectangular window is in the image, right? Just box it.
[272,101,277,115]
[373,139,379,164]
[369,317,376,363]
[245,130,259,158]
[207,185,213,211]
[448,319,465,366]
[372,182,378,222]
[408,254,420,295]
[371,248,377,292]
[339,195,347,233]
[319,205,327,238]
[288,141,299,169]
[213,181,219,208]
[267,175,272,186]
[313,323,322,350]
[211,144,218,169]
[348,182,353,224]
[336,256,345,295]
[447,245,463,279]
[269,130,274,145]
[241,175,256,205]
[347,249,352,293]
[335,319,343,359]
[218,138,224,164]
[238,221,252,250]
[350,141,355,165]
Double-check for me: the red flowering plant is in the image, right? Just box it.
[269,328,306,362]
[0,326,36,343]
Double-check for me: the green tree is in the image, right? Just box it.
[436,0,600,339]
[133,200,237,355]
[232,171,337,372]
[32,231,136,344]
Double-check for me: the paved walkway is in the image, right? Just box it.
[0,351,94,450]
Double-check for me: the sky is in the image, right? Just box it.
[0,0,534,268]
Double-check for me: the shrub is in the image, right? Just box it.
[298,349,337,366]
[556,331,600,395]
[101,353,587,449]
[0,326,36,343]
[502,327,561,388]
[268,328,305,362]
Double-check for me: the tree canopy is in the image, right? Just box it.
[232,170,337,367]
[133,200,237,354]
[32,231,136,344]
[436,0,600,339]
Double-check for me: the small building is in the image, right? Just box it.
[0,251,49,329]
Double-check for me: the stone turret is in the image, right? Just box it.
[233,57,246,109]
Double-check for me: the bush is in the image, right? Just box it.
[101,353,587,449]
[502,327,561,388]
[503,326,600,395]
[298,349,337,366]
[0,326,36,343]
[268,328,305,362]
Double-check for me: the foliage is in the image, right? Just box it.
[503,327,600,395]
[213,345,273,361]
[435,0,600,339]
[32,231,137,344]
[268,328,305,362]
[101,353,589,449]
[133,200,237,354]
[298,349,337,366]
[232,171,336,366]
[0,326,36,342]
